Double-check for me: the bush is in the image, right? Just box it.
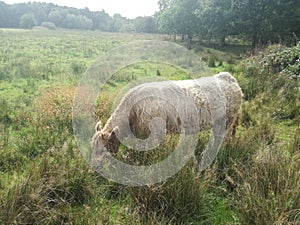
[241,43,300,91]
[208,57,216,67]
[16,85,75,158]
[35,85,75,135]
[71,62,86,75]
[239,43,300,121]
[41,21,56,30]
[262,44,300,78]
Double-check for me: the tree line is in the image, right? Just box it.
[155,0,300,50]
[1,0,299,50]
[0,1,157,33]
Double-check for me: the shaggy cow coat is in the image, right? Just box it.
[92,72,243,157]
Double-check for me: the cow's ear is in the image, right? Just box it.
[109,126,119,140]
[95,121,102,131]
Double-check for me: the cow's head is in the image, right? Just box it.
[92,121,120,155]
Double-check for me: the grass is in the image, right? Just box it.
[0,29,299,224]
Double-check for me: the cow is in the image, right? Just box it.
[92,72,243,161]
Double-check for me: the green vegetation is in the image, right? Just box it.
[0,28,299,225]
[0,1,157,33]
[1,0,300,51]
[19,13,37,29]
[156,0,300,50]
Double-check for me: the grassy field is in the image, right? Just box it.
[0,29,299,224]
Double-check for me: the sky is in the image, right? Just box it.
[3,0,160,19]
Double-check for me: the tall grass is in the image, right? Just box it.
[0,143,96,225]
[0,30,299,224]
[231,144,300,224]
[219,43,300,225]
[126,164,213,224]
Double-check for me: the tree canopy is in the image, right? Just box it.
[19,13,37,29]
[0,1,157,33]
[0,0,299,49]
[156,0,300,49]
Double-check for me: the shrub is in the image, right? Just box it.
[71,62,86,75]
[16,85,75,158]
[241,43,299,92]
[35,85,75,135]
[41,21,56,30]
[239,43,300,121]
[263,44,300,78]
[208,57,216,67]
[224,63,235,73]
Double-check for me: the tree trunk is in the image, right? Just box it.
[187,35,192,50]
[181,34,185,42]
[208,35,211,45]
[219,35,226,47]
[251,33,258,55]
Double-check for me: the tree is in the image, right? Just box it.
[271,0,300,45]
[63,13,93,29]
[157,0,175,10]
[156,0,200,49]
[156,5,178,36]
[19,13,37,29]
[89,10,111,31]
[48,8,68,27]
[28,2,53,25]
[110,14,128,32]
[76,15,93,30]
[231,0,300,50]
[0,1,10,28]
[196,0,235,47]
[156,0,300,50]
[134,16,157,33]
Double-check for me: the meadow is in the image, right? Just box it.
[0,29,299,224]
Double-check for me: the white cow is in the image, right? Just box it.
[92,72,243,158]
